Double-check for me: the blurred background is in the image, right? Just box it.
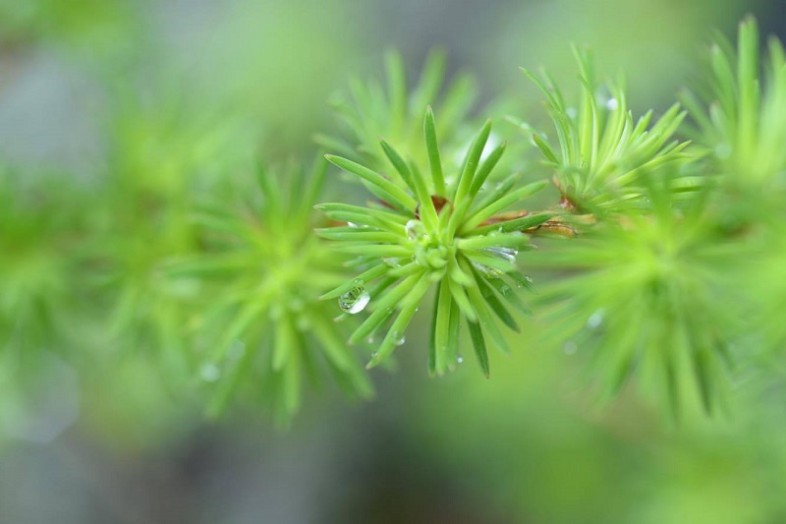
[2,1,786,522]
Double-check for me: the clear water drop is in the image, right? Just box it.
[606,97,619,111]
[339,285,370,314]
[487,246,518,263]
[383,257,402,268]
[586,309,605,330]
[472,261,504,278]
[405,219,426,241]
[393,331,406,346]
[563,341,578,355]
[566,107,578,119]
[348,221,360,228]
[200,362,221,382]
[457,356,464,364]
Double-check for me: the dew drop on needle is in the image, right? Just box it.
[200,362,221,382]
[339,285,370,314]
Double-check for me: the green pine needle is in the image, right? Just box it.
[530,171,743,417]
[171,159,373,424]
[520,47,691,214]
[321,110,550,376]
[319,49,478,175]
[682,16,786,192]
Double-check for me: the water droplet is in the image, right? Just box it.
[457,356,464,364]
[500,284,513,297]
[348,221,360,228]
[471,261,504,278]
[339,285,370,314]
[383,257,402,268]
[586,309,605,330]
[392,331,406,346]
[606,97,619,111]
[486,246,518,263]
[566,107,578,119]
[200,362,221,382]
[405,219,426,241]
[367,335,376,344]
[563,341,578,355]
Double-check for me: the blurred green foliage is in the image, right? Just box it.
[2,1,786,523]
